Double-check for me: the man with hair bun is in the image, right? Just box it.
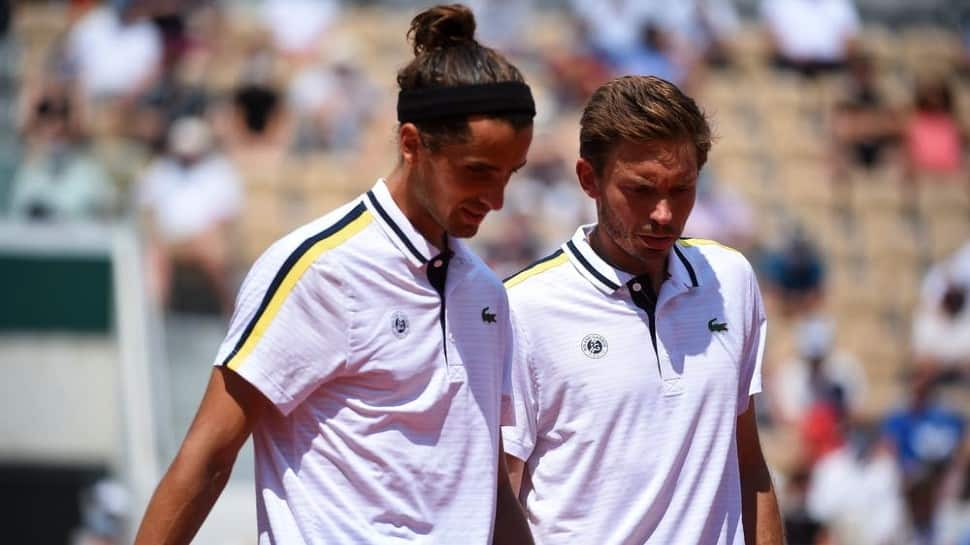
[134,4,534,544]
[502,75,785,545]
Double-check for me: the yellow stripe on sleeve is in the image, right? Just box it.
[504,252,569,289]
[226,210,373,371]
[677,238,741,254]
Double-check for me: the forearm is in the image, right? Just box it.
[739,459,785,545]
[493,473,534,545]
[133,452,236,545]
[737,401,785,545]
[493,442,534,545]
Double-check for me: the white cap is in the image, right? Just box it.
[796,316,834,360]
[169,116,212,158]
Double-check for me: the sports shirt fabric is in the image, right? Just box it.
[502,224,766,545]
[213,179,514,544]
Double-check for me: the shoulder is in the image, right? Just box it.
[503,248,571,291]
[247,198,373,287]
[502,248,577,320]
[676,238,757,286]
[455,246,506,294]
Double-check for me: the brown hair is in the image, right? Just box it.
[397,4,531,150]
[580,76,711,175]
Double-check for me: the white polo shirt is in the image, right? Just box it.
[502,225,766,545]
[213,179,514,545]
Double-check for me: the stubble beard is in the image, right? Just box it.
[596,199,667,271]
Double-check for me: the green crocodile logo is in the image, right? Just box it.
[482,306,497,324]
[708,318,728,332]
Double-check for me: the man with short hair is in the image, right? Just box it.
[133,5,535,544]
[502,75,785,545]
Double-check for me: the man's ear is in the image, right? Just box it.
[399,123,423,167]
[576,157,601,199]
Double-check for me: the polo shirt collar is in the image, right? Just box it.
[563,224,701,295]
[364,179,447,268]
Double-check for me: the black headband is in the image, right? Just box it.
[397,81,536,123]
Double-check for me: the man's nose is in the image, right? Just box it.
[482,184,505,211]
[651,198,672,225]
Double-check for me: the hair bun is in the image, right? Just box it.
[408,4,477,56]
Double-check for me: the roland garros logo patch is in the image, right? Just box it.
[391,311,410,338]
[581,333,608,359]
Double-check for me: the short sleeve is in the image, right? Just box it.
[738,265,767,415]
[501,305,540,462]
[213,243,351,416]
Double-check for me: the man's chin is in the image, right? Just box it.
[447,223,480,239]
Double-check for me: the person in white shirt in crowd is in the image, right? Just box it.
[137,116,243,314]
[66,0,163,102]
[806,423,910,545]
[287,49,380,153]
[771,315,868,426]
[8,88,117,221]
[913,241,970,378]
[502,75,784,545]
[761,0,860,76]
[133,5,535,544]
[261,0,340,59]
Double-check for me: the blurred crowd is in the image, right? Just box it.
[1,1,969,544]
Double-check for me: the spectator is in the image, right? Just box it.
[569,0,652,63]
[831,52,899,172]
[8,89,117,221]
[762,0,860,77]
[799,385,850,465]
[883,370,966,480]
[212,42,293,178]
[568,1,701,87]
[904,77,965,177]
[806,423,910,545]
[684,0,741,68]
[772,316,867,427]
[261,0,339,59]
[65,0,163,102]
[288,57,379,153]
[760,229,827,317]
[779,462,830,545]
[543,17,613,108]
[883,369,966,544]
[913,241,970,376]
[629,0,741,69]
[137,116,243,314]
[611,23,689,87]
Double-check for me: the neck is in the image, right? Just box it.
[384,167,446,248]
[588,226,668,293]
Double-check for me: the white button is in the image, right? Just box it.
[433,260,443,268]
[632,283,642,292]
[447,332,455,343]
